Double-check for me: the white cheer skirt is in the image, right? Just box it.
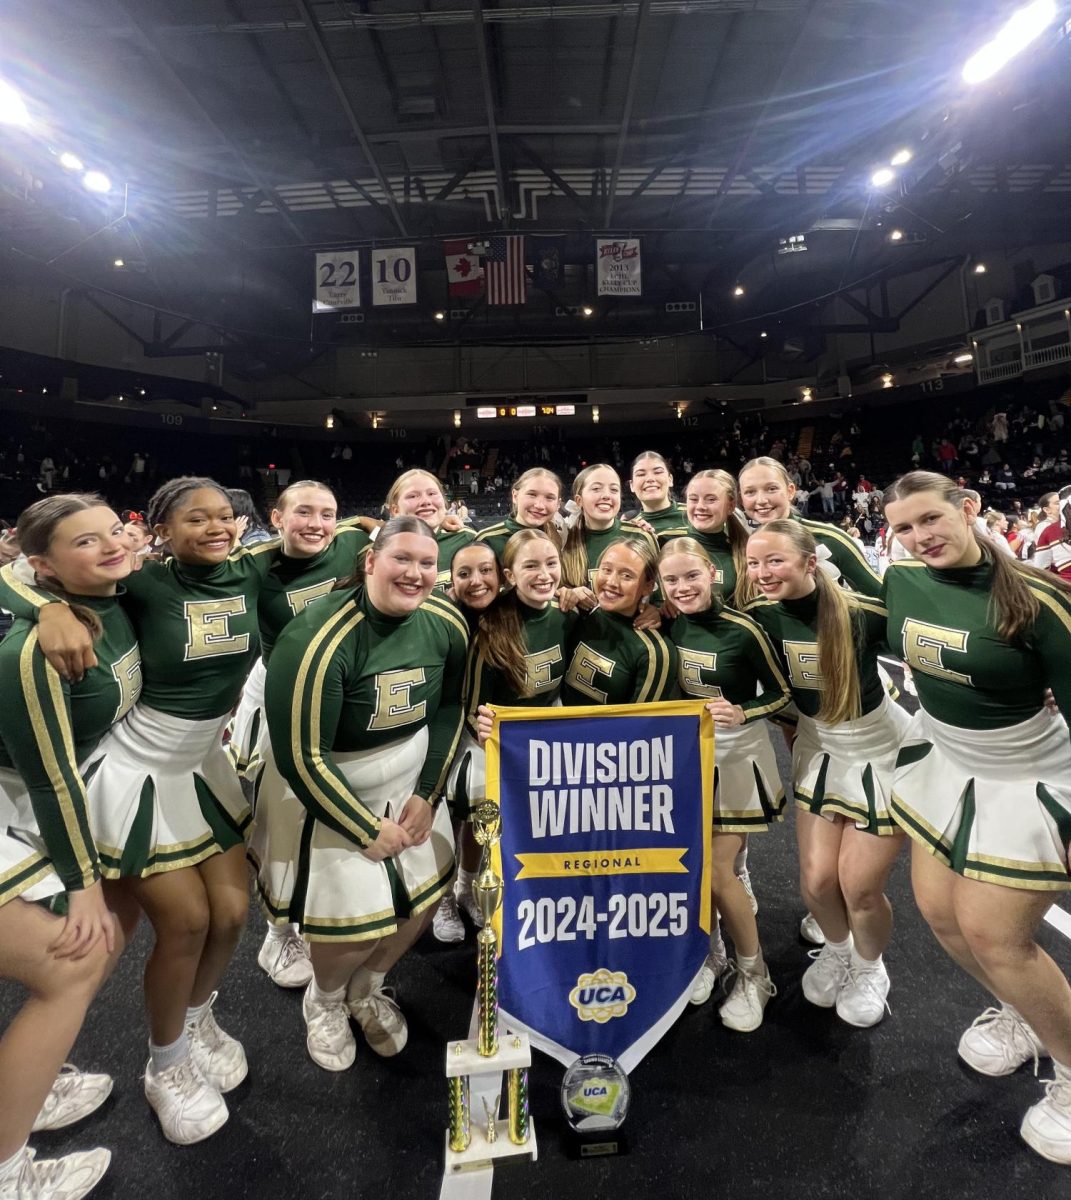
[891,707,1071,891]
[85,704,251,879]
[712,720,785,833]
[227,658,267,782]
[444,730,485,822]
[793,694,910,836]
[0,767,64,907]
[249,726,455,942]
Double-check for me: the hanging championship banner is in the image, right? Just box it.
[313,250,360,312]
[487,700,713,1073]
[371,247,417,306]
[596,238,642,297]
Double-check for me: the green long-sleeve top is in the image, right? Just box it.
[561,607,678,706]
[0,544,276,720]
[657,524,740,605]
[264,587,468,849]
[474,516,541,562]
[744,590,888,720]
[0,594,140,891]
[626,502,684,536]
[793,514,882,598]
[434,526,477,593]
[463,600,578,736]
[883,558,1071,734]
[565,518,659,588]
[669,605,791,722]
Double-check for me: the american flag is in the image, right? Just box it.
[485,235,527,305]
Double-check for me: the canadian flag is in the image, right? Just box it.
[444,239,485,297]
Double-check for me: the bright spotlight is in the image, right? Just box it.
[112,258,125,269]
[581,305,594,317]
[433,311,445,321]
[974,262,987,275]
[870,167,896,189]
[954,353,974,365]
[760,331,768,339]
[962,1,1057,85]
[889,229,904,242]
[890,148,913,167]
[82,170,112,194]
[732,285,745,297]
[0,78,30,128]
[58,151,84,172]
[881,373,895,388]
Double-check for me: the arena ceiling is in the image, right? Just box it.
[3,1,1071,384]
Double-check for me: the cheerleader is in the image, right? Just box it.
[627,451,683,535]
[560,464,658,592]
[657,469,749,605]
[244,482,372,988]
[737,456,882,601]
[434,542,504,944]
[261,516,466,1071]
[745,520,909,1028]
[386,469,475,591]
[2,477,277,1144]
[0,496,143,1199]
[659,538,791,1031]
[561,537,677,706]
[883,471,1071,1164]
[474,467,563,561]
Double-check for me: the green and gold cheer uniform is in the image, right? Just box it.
[565,518,659,588]
[746,590,907,833]
[883,558,1071,886]
[671,605,790,830]
[0,595,140,902]
[561,608,677,706]
[793,514,882,598]
[658,523,740,604]
[474,515,549,562]
[434,526,477,594]
[627,502,684,536]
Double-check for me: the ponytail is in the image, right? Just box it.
[562,463,618,587]
[475,529,553,696]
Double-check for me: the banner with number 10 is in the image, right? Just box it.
[371,247,417,306]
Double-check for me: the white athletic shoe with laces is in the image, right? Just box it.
[719,964,777,1032]
[801,944,851,1008]
[144,1055,228,1145]
[257,928,313,988]
[835,958,891,1028]
[799,912,826,946]
[0,1147,111,1200]
[186,992,248,1093]
[348,988,409,1057]
[1021,1061,1071,1164]
[958,1005,1048,1077]
[32,1064,113,1132]
[690,926,729,1005]
[302,986,357,1072]
[736,869,758,916]
[432,894,466,943]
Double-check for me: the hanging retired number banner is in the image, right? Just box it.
[371,247,417,306]
[596,238,642,297]
[486,699,713,1073]
[313,250,360,312]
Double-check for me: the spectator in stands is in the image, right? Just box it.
[226,488,273,546]
[995,463,1017,493]
[818,475,835,515]
[1056,449,1071,477]
[937,439,957,472]
[985,511,1015,555]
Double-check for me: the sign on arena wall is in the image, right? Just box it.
[596,238,642,297]
[313,250,360,311]
[487,700,713,1072]
[371,247,418,306]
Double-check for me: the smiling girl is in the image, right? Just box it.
[475,468,563,562]
[387,469,475,592]
[627,451,683,535]
[560,464,658,591]
[658,470,749,605]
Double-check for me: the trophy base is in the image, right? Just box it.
[565,1128,629,1159]
[443,1121,538,1174]
[444,1033,531,1077]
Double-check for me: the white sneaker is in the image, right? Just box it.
[800,912,826,946]
[959,1005,1048,1077]
[432,894,466,943]
[348,988,408,1057]
[737,869,759,916]
[456,885,485,929]
[32,1064,113,1132]
[719,964,777,1032]
[302,985,356,1072]
[257,928,313,988]
[0,1147,111,1200]
[186,992,248,1093]
[835,958,891,1028]
[1021,1062,1071,1165]
[801,944,851,1008]
[144,1055,228,1145]
[690,926,729,1005]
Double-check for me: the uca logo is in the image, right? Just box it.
[568,969,636,1023]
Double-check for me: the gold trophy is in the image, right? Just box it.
[444,798,537,1172]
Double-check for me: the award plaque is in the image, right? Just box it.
[560,1054,631,1157]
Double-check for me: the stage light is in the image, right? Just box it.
[974,262,987,274]
[870,167,896,189]
[882,373,894,388]
[581,305,594,317]
[371,414,380,430]
[954,353,974,365]
[113,258,125,269]
[962,0,1056,85]
[433,311,445,321]
[890,148,913,166]
[325,414,335,429]
[0,78,30,128]
[760,331,768,338]
[800,387,813,401]
[58,151,84,172]
[732,285,745,297]
[592,405,600,424]
[453,410,461,428]
[82,170,112,194]
[889,229,904,242]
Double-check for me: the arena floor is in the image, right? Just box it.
[4,677,1070,1200]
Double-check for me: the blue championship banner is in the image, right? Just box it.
[486,700,714,1073]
